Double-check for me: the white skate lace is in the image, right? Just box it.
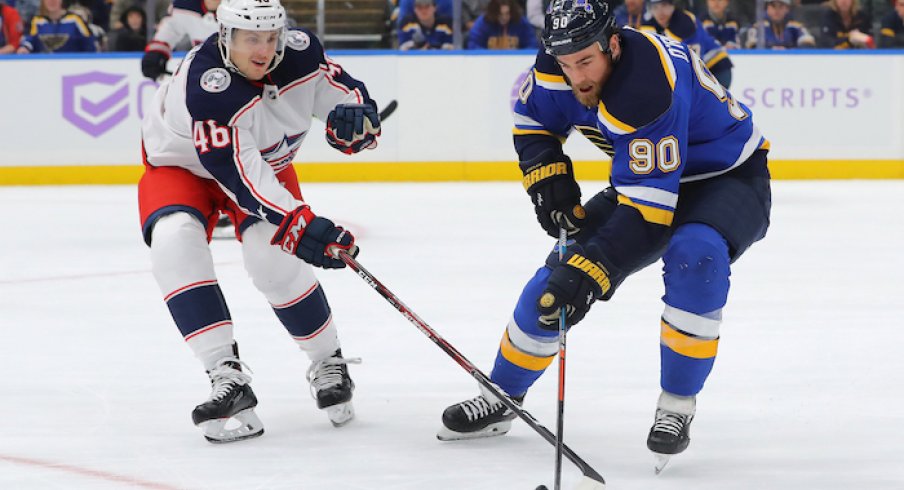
[306,355,362,399]
[207,357,253,402]
[459,396,503,422]
[652,410,687,437]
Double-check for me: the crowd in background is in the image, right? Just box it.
[1,0,902,55]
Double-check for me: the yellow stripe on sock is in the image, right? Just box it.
[499,331,555,371]
[660,320,719,359]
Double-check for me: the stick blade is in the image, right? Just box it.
[574,475,606,490]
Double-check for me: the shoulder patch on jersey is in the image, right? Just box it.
[286,30,310,51]
[200,68,231,93]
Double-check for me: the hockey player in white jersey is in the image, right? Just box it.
[139,0,382,443]
[142,0,220,80]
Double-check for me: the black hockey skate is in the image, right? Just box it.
[647,391,696,474]
[437,386,523,441]
[192,357,264,444]
[306,349,360,427]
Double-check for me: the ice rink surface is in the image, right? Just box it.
[1,181,902,490]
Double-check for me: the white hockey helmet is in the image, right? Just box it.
[217,0,288,76]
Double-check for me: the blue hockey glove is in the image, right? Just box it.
[519,149,585,238]
[537,249,612,329]
[271,206,359,269]
[326,103,381,154]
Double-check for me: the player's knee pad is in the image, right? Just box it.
[150,212,215,292]
[662,223,730,315]
[242,221,317,301]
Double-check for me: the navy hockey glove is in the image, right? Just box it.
[519,150,585,238]
[537,249,612,329]
[326,103,381,154]
[271,206,359,269]
[141,50,171,81]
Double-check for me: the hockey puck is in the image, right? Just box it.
[535,486,549,490]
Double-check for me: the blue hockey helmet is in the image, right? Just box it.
[542,0,618,56]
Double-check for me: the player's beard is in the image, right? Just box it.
[572,82,602,108]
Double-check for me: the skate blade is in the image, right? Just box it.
[653,453,671,474]
[326,402,355,427]
[573,475,607,489]
[536,476,605,490]
[198,408,264,444]
[435,421,512,441]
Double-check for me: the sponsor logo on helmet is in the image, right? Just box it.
[287,31,310,51]
[200,68,232,93]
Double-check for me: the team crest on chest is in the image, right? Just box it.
[200,68,231,93]
[286,31,310,51]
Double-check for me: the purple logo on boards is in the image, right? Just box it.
[62,72,130,138]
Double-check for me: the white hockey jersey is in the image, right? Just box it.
[141,29,376,226]
[146,0,218,57]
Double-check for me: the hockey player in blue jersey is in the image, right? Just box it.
[139,0,382,443]
[439,0,771,472]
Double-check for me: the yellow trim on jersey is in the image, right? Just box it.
[2,159,904,185]
[637,30,677,91]
[534,70,566,84]
[881,28,895,37]
[661,320,719,359]
[705,50,729,69]
[513,127,555,136]
[759,139,771,151]
[499,331,555,371]
[63,13,92,37]
[598,101,637,135]
[533,69,570,90]
[617,194,674,226]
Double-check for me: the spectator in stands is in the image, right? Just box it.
[642,0,733,87]
[467,0,537,49]
[16,0,98,52]
[819,0,873,48]
[110,0,169,30]
[526,0,547,31]
[68,0,109,31]
[108,4,145,51]
[880,0,904,47]
[614,0,645,29]
[745,0,815,49]
[1,0,24,53]
[701,0,740,48]
[463,0,489,36]
[399,0,453,49]
[67,2,105,50]
[8,0,39,26]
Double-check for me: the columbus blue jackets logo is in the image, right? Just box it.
[286,31,310,51]
[200,68,231,93]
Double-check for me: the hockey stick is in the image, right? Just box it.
[337,251,606,490]
[554,228,569,490]
[378,100,398,122]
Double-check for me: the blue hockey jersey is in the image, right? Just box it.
[20,11,97,53]
[512,28,766,281]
